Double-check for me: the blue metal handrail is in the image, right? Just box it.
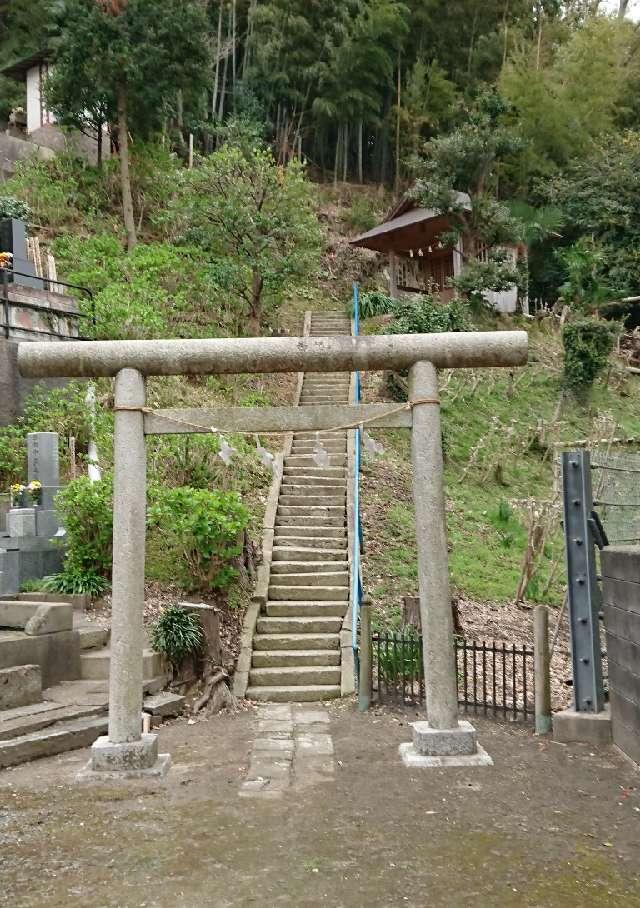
[351,282,364,663]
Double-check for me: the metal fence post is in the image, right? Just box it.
[534,606,552,734]
[358,599,372,712]
[561,450,605,713]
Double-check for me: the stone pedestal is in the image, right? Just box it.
[553,707,612,746]
[80,733,171,781]
[399,720,493,768]
[7,508,36,538]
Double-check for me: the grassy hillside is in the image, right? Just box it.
[358,317,640,626]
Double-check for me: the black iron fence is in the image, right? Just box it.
[372,630,535,721]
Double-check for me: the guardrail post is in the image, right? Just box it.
[358,599,372,712]
[561,450,604,713]
[534,605,552,734]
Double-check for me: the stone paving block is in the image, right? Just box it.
[295,732,334,756]
[252,737,294,754]
[248,758,292,779]
[294,755,334,775]
[293,708,330,725]
[257,720,294,736]
[258,704,292,720]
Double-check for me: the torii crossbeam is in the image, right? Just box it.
[19,330,527,777]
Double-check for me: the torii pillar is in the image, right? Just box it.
[18,330,527,777]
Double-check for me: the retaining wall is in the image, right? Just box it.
[601,546,640,765]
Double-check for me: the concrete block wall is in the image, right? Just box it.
[601,546,640,765]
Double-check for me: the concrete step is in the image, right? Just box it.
[299,397,348,404]
[246,685,341,702]
[273,526,346,539]
[277,505,346,518]
[253,632,340,651]
[270,560,349,574]
[272,546,347,562]
[81,648,163,681]
[275,514,346,527]
[249,665,341,687]
[269,571,348,588]
[266,601,346,617]
[278,495,346,508]
[257,615,343,634]
[78,626,109,651]
[252,649,341,668]
[285,455,347,466]
[0,701,107,742]
[284,467,346,479]
[274,532,347,546]
[290,445,347,456]
[0,715,107,769]
[268,586,348,602]
[279,484,346,496]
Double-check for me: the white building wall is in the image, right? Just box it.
[26,65,56,135]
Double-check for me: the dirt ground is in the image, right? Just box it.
[1,702,639,908]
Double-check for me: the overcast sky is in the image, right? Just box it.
[602,0,640,18]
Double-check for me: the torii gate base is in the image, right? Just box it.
[18,329,527,780]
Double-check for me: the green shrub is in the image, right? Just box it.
[389,296,472,334]
[359,290,396,319]
[54,475,114,580]
[147,487,249,592]
[42,569,109,597]
[150,604,204,673]
[562,319,618,397]
[0,197,31,222]
[344,195,379,233]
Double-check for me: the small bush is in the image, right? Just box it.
[359,290,396,319]
[150,604,204,673]
[344,196,379,233]
[54,475,114,580]
[389,295,472,334]
[147,487,249,592]
[0,196,31,222]
[562,319,618,397]
[42,569,109,597]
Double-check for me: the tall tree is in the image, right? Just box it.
[45,0,209,250]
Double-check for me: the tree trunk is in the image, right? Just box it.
[248,268,263,335]
[218,8,230,121]
[242,0,256,76]
[357,119,363,183]
[213,0,223,119]
[395,54,401,198]
[117,83,137,252]
[342,121,348,182]
[467,8,479,77]
[334,124,341,188]
[502,0,510,66]
[536,3,544,71]
[618,0,630,17]
[231,0,237,109]
[97,123,103,169]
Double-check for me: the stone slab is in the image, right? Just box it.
[0,663,41,710]
[553,707,612,745]
[90,733,159,772]
[411,720,477,757]
[7,509,36,538]
[34,508,60,540]
[0,715,106,769]
[399,742,493,768]
[142,692,185,718]
[601,547,640,584]
[0,600,73,633]
[0,630,81,685]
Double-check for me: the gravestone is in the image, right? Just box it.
[0,219,39,289]
[0,432,63,594]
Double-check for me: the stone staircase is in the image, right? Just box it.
[246,311,353,702]
[0,601,176,769]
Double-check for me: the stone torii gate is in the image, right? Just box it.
[19,329,527,777]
